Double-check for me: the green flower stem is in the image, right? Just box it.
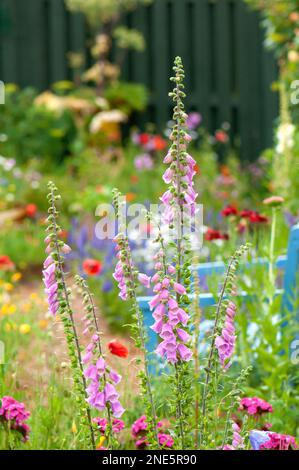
[269,207,277,289]
[200,255,236,445]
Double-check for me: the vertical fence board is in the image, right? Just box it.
[48,0,68,83]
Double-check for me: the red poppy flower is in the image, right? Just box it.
[205,228,229,241]
[249,212,268,224]
[240,209,254,219]
[0,255,15,271]
[25,204,37,218]
[83,259,102,276]
[152,135,167,152]
[139,133,150,146]
[108,340,129,358]
[221,205,238,217]
[215,130,229,143]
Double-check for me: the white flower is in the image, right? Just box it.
[276,123,295,154]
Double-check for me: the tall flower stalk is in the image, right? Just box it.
[200,243,250,447]
[75,275,124,450]
[45,182,95,449]
[156,56,197,448]
[112,190,159,447]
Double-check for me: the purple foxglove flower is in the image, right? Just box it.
[104,383,119,403]
[109,370,122,384]
[177,344,192,361]
[42,257,59,317]
[173,282,186,295]
[150,319,164,334]
[96,357,106,374]
[110,400,125,418]
[138,273,151,288]
[84,364,98,381]
[176,328,191,342]
[168,265,176,275]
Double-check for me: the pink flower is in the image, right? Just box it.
[158,433,174,448]
[0,396,31,442]
[215,301,237,369]
[42,256,59,316]
[93,417,125,434]
[138,273,151,288]
[260,432,297,450]
[173,282,186,295]
[239,397,273,416]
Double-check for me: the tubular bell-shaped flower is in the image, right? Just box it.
[149,248,192,364]
[76,275,124,450]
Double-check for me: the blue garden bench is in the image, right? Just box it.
[138,223,299,361]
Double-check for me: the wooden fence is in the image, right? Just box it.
[0,0,278,161]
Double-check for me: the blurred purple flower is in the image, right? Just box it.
[186,112,202,130]
[102,279,113,293]
[134,154,154,171]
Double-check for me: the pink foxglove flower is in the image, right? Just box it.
[223,423,244,450]
[149,250,192,364]
[215,301,237,369]
[83,335,124,419]
[42,256,59,316]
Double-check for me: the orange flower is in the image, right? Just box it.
[153,135,167,151]
[83,259,102,276]
[25,204,37,218]
[108,340,129,358]
[126,192,136,202]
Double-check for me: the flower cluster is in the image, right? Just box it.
[93,417,125,435]
[0,396,31,442]
[221,204,268,228]
[149,255,192,363]
[215,300,237,369]
[42,256,59,316]
[131,415,174,449]
[113,234,134,301]
[160,60,198,226]
[250,430,298,450]
[239,397,273,416]
[83,335,124,418]
[205,228,229,242]
[132,132,167,152]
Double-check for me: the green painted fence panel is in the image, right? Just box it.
[0,0,278,161]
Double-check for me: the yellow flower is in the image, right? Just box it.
[71,421,77,434]
[11,272,22,282]
[7,304,16,315]
[39,319,48,330]
[96,436,106,449]
[19,324,31,334]
[30,293,38,301]
[0,304,15,316]
[4,283,13,292]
